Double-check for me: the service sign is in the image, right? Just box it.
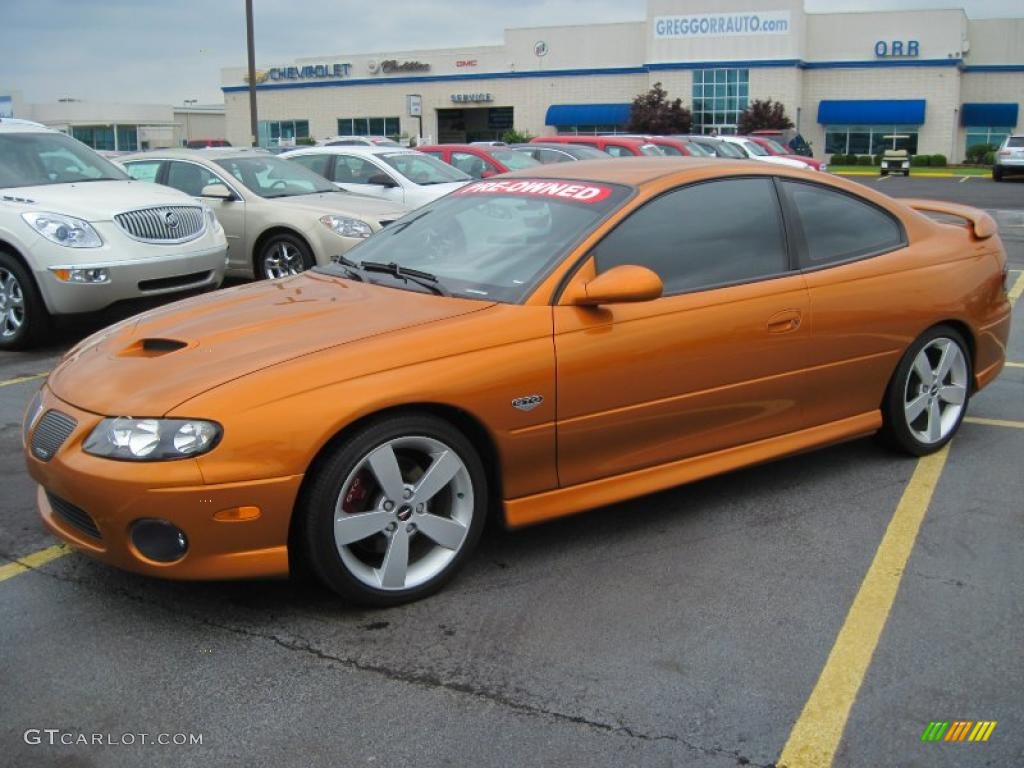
[654,11,791,38]
[456,179,613,204]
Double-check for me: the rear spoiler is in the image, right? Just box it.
[902,198,997,239]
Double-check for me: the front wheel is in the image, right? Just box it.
[0,251,49,351]
[301,415,487,606]
[881,326,971,456]
[256,233,313,280]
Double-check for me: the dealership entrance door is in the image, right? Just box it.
[436,107,513,143]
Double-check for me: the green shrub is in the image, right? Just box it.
[874,153,885,166]
[910,155,930,166]
[966,143,996,164]
[983,150,995,165]
[829,153,845,165]
[928,154,947,167]
[856,155,875,166]
[502,128,535,144]
[295,136,315,146]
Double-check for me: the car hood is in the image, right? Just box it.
[410,181,469,200]
[3,180,199,222]
[270,191,408,220]
[48,273,493,416]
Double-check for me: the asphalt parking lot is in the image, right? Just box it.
[1,175,1022,767]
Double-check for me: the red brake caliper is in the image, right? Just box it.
[342,472,370,513]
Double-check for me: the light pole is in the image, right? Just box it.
[246,0,259,147]
[183,99,197,146]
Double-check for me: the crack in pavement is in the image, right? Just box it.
[6,554,775,767]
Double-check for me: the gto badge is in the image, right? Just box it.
[512,395,543,412]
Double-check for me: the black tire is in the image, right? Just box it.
[992,167,1003,182]
[880,325,971,456]
[880,170,888,177]
[903,170,910,177]
[0,250,50,351]
[255,232,314,280]
[301,414,487,606]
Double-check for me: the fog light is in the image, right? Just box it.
[131,519,188,562]
[50,266,111,284]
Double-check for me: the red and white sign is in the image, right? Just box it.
[455,59,478,68]
[456,179,613,204]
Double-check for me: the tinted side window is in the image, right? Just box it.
[165,161,223,197]
[593,177,789,294]
[781,181,904,267]
[605,145,631,157]
[332,156,382,184]
[289,154,331,178]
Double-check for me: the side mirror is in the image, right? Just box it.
[571,265,663,306]
[200,183,233,199]
[367,173,398,188]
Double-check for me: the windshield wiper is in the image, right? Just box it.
[329,255,367,282]
[359,261,450,297]
[386,209,431,235]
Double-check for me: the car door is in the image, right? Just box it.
[163,160,247,271]
[330,154,406,205]
[553,176,811,487]
[776,179,912,427]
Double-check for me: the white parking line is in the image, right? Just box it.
[0,373,48,389]
[958,176,971,183]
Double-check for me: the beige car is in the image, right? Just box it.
[120,149,409,279]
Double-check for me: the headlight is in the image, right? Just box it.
[22,212,103,248]
[319,215,372,239]
[83,418,221,461]
[22,387,44,441]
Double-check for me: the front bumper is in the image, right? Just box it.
[34,241,227,316]
[25,389,300,580]
[881,161,910,172]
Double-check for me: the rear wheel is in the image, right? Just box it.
[301,415,487,606]
[0,251,49,351]
[881,326,971,456]
[256,233,313,280]
[993,167,1003,182]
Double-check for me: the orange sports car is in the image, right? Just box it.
[23,159,1011,605]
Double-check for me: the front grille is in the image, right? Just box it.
[114,206,206,243]
[138,270,213,292]
[31,410,77,462]
[46,491,102,540]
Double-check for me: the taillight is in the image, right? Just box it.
[998,150,1012,158]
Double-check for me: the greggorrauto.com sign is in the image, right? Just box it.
[654,11,791,38]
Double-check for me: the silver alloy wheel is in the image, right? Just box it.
[334,435,474,591]
[262,241,305,279]
[903,337,968,444]
[0,267,26,339]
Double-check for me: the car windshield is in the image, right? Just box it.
[489,149,541,170]
[316,178,631,303]
[712,142,746,158]
[760,138,788,154]
[214,156,337,198]
[377,152,471,185]
[0,132,129,189]
[683,141,713,157]
[739,140,768,156]
[655,143,685,156]
[639,144,664,156]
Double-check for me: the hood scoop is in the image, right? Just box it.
[119,338,191,357]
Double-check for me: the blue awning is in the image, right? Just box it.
[545,103,632,126]
[817,99,926,125]
[961,102,1018,127]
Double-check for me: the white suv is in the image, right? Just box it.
[0,119,228,349]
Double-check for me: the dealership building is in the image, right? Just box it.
[220,0,1023,161]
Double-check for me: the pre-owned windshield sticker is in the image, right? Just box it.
[455,179,613,204]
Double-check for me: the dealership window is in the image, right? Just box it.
[257,119,309,147]
[965,127,1013,154]
[337,117,401,138]
[70,125,136,152]
[691,69,749,135]
[824,125,919,155]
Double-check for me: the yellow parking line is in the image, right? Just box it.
[0,372,48,389]
[778,444,951,768]
[1009,272,1024,305]
[0,544,71,583]
[964,416,1024,430]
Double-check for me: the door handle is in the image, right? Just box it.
[766,309,802,334]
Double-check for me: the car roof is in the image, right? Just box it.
[417,143,502,152]
[286,145,417,156]
[0,118,54,134]
[118,148,272,162]
[498,156,747,186]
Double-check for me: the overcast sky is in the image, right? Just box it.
[3,0,1021,106]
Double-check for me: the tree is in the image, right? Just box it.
[627,82,691,135]
[737,99,794,134]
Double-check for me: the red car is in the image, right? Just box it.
[185,138,231,148]
[530,135,664,157]
[744,135,825,171]
[417,143,540,179]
